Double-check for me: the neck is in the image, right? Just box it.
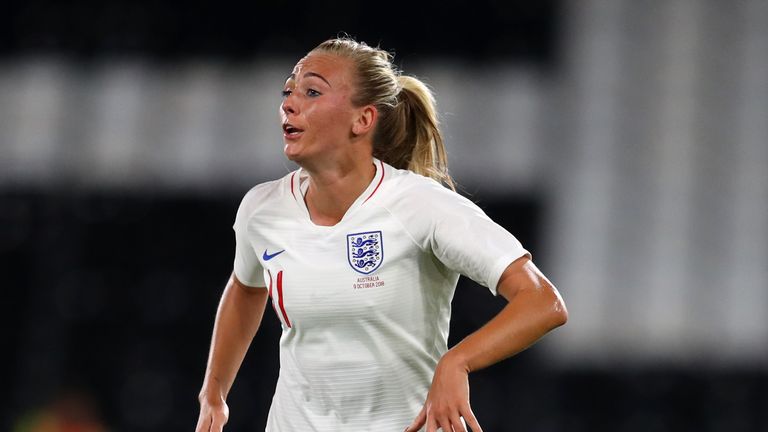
[303,156,376,226]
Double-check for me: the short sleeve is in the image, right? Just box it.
[232,192,266,288]
[428,188,530,295]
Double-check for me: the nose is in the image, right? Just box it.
[281,94,297,116]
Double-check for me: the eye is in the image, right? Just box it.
[307,89,321,97]
[281,89,292,98]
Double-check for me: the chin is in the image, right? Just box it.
[283,143,304,163]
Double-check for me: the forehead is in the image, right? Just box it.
[289,53,355,86]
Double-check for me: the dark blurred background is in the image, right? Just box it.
[2,1,767,431]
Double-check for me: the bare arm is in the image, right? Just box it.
[407,256,567,432]
[195,273,269,432]
[445,256,567,372]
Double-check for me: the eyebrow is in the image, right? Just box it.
[285,72,332,87]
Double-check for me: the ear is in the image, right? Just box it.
[351,105,377,136]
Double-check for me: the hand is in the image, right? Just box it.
[405,354,482,432]
[195,397,229,432]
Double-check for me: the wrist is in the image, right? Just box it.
[441,349,471,374]
[199,385,226,406]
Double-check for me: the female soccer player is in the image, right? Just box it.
[195,37,567,432]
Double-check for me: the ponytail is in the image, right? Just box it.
[311,37,455,190]
[373,76,455,191]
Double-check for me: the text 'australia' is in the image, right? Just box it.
[353,275,385,289]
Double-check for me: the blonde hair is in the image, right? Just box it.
[311,38,455,190]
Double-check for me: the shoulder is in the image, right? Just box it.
[241,176,286,204]
[377,164,496,234]
[378,164,469,210]
[236,171,295,219]
[373,165,476,245]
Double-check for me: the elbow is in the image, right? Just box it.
[545,282,568,329]
[551,297,568,328]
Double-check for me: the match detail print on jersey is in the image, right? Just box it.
[347,231,384,275]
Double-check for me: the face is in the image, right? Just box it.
[280,53,360,164]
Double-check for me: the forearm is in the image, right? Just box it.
[448,288,566,373]
[445,262,567,373]
[200,273,269,403]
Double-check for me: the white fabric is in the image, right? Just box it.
[232,159,529,431]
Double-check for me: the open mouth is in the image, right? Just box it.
[282,123,304,139]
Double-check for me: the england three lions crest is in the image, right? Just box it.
[347,231,384,275]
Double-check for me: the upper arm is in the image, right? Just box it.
[496,256,535,300]
[386,177,529,294]
[427,190,529,294]
[232,191,266,288]
[496,257,567,320]
[229,273,270,314]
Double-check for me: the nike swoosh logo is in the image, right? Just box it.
[262,249,285,261]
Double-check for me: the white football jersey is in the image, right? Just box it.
[233,159,529,431]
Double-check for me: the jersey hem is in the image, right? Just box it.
[233,268,267,288]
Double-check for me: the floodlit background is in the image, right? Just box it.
[2,0,767,430]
